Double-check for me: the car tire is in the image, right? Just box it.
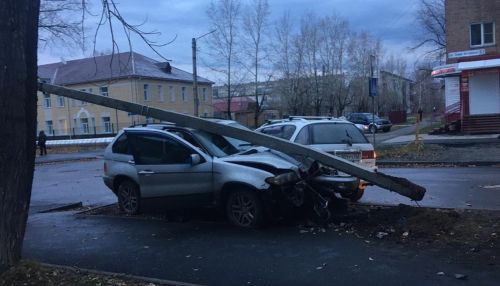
[226,189,265,228]
[117,180,141,215]
[341,187,365,202]
[369,125,377,134]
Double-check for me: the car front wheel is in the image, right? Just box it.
[226,189,265,228]
[117,180,141,215]
[369,125,377,134]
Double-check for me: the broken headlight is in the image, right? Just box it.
[265,172,300,186]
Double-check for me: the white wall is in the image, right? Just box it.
[469,73,500,115]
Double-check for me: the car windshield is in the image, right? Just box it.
[191,130,240,158]
[225,122,252,150]
[310,123,368,144]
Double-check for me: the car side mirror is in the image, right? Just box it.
[190,154,202,165]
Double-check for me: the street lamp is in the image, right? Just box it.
[192,29,216,117]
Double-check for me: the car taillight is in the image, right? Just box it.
[104,162,107,173]
[362,150,376,159]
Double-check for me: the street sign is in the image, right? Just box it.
[448,49,485,59]
[369,77,378,97]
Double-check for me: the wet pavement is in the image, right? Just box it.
[22,211,500,286]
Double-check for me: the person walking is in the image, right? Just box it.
[38,130,47,156]
[418,107,423,122]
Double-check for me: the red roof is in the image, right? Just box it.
[213,97,254,113]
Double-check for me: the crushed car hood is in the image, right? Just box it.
[220,147,301,170]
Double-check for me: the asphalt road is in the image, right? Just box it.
[31,159,500,211]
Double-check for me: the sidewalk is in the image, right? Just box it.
[382,133,500,145]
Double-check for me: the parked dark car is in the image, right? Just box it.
[346,113,392,133]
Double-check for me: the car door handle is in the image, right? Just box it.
[138,170,155,175]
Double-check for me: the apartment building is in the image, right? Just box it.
[37,52,213,137]
[432,0,500,133]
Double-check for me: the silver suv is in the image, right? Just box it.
[103,126,316,228]
[256,117,377,201]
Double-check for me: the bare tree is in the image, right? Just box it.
[272,11,310,116]
[300,14,323,115]
[318,16,351,116]
[206,0,241,119]
[347,31,382,112]
[0,0,39,273]
[241,0,270,127]
[38,0,87,49]
[413,0,446,60]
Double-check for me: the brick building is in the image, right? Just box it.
[432,0,500,133]
[37,52,213,137]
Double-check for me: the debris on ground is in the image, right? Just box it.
[82,202,500,268]
[0,261,168,286]
[454,274,468,280]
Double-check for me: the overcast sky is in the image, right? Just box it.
[38,0,426,80]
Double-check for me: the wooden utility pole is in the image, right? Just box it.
[38,82,426,201]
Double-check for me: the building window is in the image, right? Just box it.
[102,117,111,133]
[43,94,51,108]
[181,86,187,102]
[169,86,175,102]
[158,85,164,102]
[471,22,495,47]
[143,84,150,101]
[57,96,65,107]
[202,88,208,102]
[100,86,108,97]
[45,120,53,135]
[80,118,89,134]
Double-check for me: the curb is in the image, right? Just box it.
[377,161,500,167]
[38,202,83,213]
[40,262,206,286]
[35,156,101,165]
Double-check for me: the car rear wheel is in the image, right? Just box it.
[117,180,141,215]
[341,187,365,202]
[226,189,265,228]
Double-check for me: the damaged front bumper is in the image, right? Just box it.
[310,174,360,194]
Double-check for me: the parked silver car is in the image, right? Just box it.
[103,125,336,227]
[256,117,377,201]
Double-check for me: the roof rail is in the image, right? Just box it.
[287,116,337,120]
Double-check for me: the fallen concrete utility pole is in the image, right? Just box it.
[38,82,426,201]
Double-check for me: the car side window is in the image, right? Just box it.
[112,133,133,154]
[128,133,193,165]
[260,125,296,140]
[294,126,310,145]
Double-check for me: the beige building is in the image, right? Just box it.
[37,52,213,137]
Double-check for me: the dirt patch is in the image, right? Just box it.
[324,204,500,267]
[377,142,500,163]
[0,261,171,286]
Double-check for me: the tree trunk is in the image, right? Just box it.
[0,0,39,273]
